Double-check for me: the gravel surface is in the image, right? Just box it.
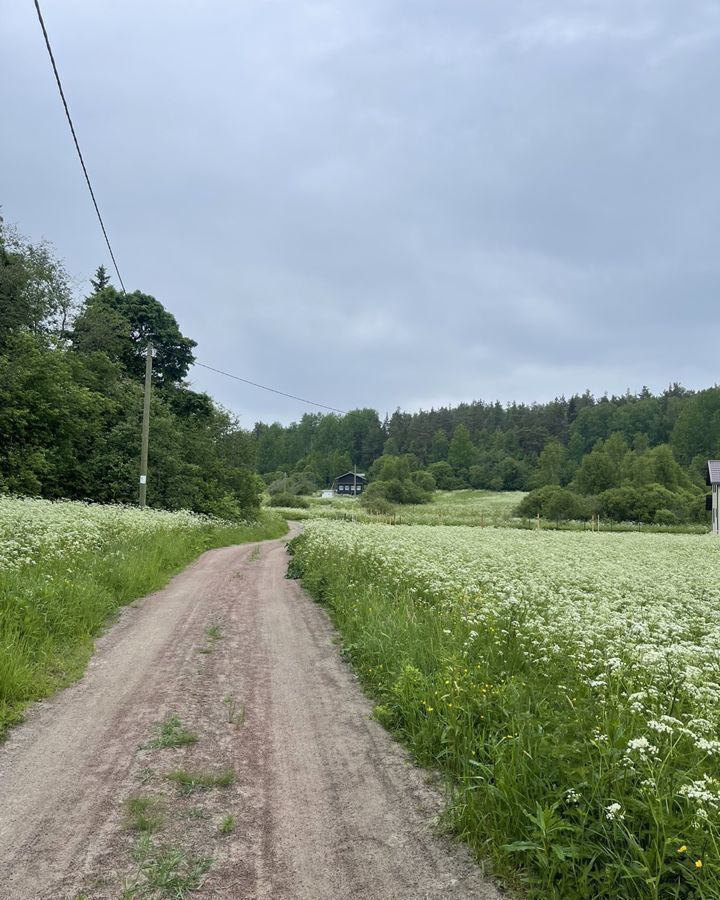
[0,527,503,899]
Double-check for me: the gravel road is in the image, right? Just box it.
[0,528,502,899]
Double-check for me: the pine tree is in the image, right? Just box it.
[90,264,111,293]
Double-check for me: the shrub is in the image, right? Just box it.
[654,508,676,525]
[268,493,309,509]
[266,472,317,496]
[361,495,396,516]
[516,486,588,521]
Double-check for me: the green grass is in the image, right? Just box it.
[292,524,720,900]
[0,511,287,738]
[165,769,236,794]
[122,836,212,899]
[125,796,165,833]
[218,815,236,835]
[142,714,198,750]
[205,623,222,642]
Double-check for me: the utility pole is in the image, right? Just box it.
[139,342,153,508]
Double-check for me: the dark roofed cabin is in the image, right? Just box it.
[333,472,367,496]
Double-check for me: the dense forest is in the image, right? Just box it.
[2,216,718,524]
[0,217,263,517]
[255,368,718,524]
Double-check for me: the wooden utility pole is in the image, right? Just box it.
[139,342,153,508]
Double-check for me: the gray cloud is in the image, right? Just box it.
[3,0,719,424]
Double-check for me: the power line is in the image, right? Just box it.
[194,362,347,414]
[33,0,127,293]
[33,2,345,418]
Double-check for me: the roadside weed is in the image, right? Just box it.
[165,769,236,794]
[223,695,245,726]
[125,797,164,833]
[142,715,198,750]
[218,815,236,835]
[186,806,210,820]
[122,836,212,899]
[205,623,222,642]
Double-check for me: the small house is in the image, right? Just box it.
[707,461,720,535]
[333,472,367,496]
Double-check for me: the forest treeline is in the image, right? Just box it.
[255,368,718,524]
[2,217,718,524]
[0,217,263,517]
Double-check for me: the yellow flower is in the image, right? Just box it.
[695,859,703,869]
[678,846,687,853]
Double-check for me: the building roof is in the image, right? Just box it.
[707,461,720,485]
[334,472,367,481]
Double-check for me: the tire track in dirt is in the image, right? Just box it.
[0,529,502,899]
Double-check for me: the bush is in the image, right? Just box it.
[654,508,677,525]
[516,486,588,521]
[597,484,700,524]
[267,472,317,496]
[365,477,433,506]
[427,461,459,490]
[268,493,309,509]
[361,495,396,516]
[410,470,436,493]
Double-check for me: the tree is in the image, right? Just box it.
[429,429,449,462]
[0,219,75,343]
[448,424,476,477]
[536,439,566,486]
[90,264,111,293]
[72,287,196,384]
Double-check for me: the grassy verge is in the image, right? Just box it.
[289,526,720,899]
[0,510,286,737]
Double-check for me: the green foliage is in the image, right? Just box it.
[266,471,316,496]
[73,286,196,385]
[165,769,235,793]
[427,460,459,490]
[268,492,310,508]
[360,494,396,516]
[122,836,212,898]
[517,486,589,521]
[125,797,165,833]
[0,220,262,516]
[448,424,476,476]
[142,715,198,750]
[293,522,720,899]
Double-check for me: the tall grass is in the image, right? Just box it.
[0,503,286,736]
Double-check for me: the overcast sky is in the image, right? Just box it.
[3,0,720,425]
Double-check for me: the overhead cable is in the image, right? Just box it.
[193,362,347,414]
[33,2,346,416]
[33,0,127,292]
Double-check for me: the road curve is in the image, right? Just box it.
[0,529,503,899]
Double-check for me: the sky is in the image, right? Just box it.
[3,0,720,426]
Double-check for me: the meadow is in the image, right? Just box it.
[273,489,524,526]
[290,520,720,899]
[0,495,286,736]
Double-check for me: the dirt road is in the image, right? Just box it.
[0,530,502,899]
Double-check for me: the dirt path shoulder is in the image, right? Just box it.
[0,528,502,899]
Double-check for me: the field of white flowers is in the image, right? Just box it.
[0,496,285,735]
[292,521,720,899]
[0,495,216,571]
